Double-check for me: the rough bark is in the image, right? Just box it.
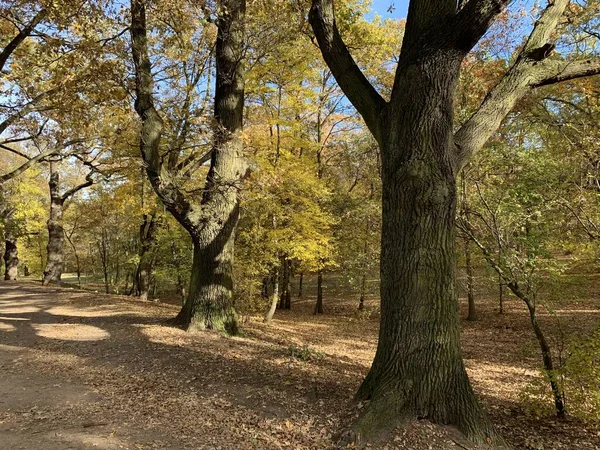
[310,0,599,443]
[42,162,65,285]
[131,0,246,334]
[42,160,94,286]
[133,214,157,300]
[310,0,510,445]
[3,234,18,280]
[352,52,500,444]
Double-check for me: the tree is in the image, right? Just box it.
[309,0,600,444]
[131,0,247,333]
[42,155,98,285]
[0,156,46,280]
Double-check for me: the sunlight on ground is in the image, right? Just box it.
[0,322,16,331]
[32,323,110,341]
[46,305,144,318]
[0,306,42,314]
[467,361,536,400]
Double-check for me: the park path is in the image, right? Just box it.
[0,281,356,450]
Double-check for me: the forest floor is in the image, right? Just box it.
[0,280,599,450]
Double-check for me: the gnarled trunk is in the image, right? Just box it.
[43,163,65,285]
[177,226,239,333]
[3,234,18,280]
[131,0,246,334]
[354,54,499,444]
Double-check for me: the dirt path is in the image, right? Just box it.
[0,282,361,450]
[1,281,599,450]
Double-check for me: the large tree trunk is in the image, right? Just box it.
[3,234,18,280]
[43,162,65,286]
[177,232,238,332]
[133,214,157,300]
[173,0,246,332]
[353,54,499,444]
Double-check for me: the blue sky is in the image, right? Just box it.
[370,0,409,18]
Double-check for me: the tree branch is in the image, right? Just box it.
[531,58,600,88]
[0,8,47,72]
[0,143,29,159]
[452,0,587,170]
[0,86,59,136]
[451,0,510,52]
[130,0,197,236]
[0,147,59,184]
[308,0,386,143]
[61,170,95,201]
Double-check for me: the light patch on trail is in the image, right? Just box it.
[0,306,41,314]
[46,305,139,318]
[0,322,16,331]
[33,323,110,341]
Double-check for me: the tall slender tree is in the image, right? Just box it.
[309,0,600,445]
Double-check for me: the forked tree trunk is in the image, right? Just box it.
[3,234,18,280]
[43,164,65,285]
[353,54,499,444]
[131,0,246,334]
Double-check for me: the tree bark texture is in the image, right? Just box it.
[351,52,499,444]
[3,234,18,280]
[43,162,65,285]
[308,0,600,443]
